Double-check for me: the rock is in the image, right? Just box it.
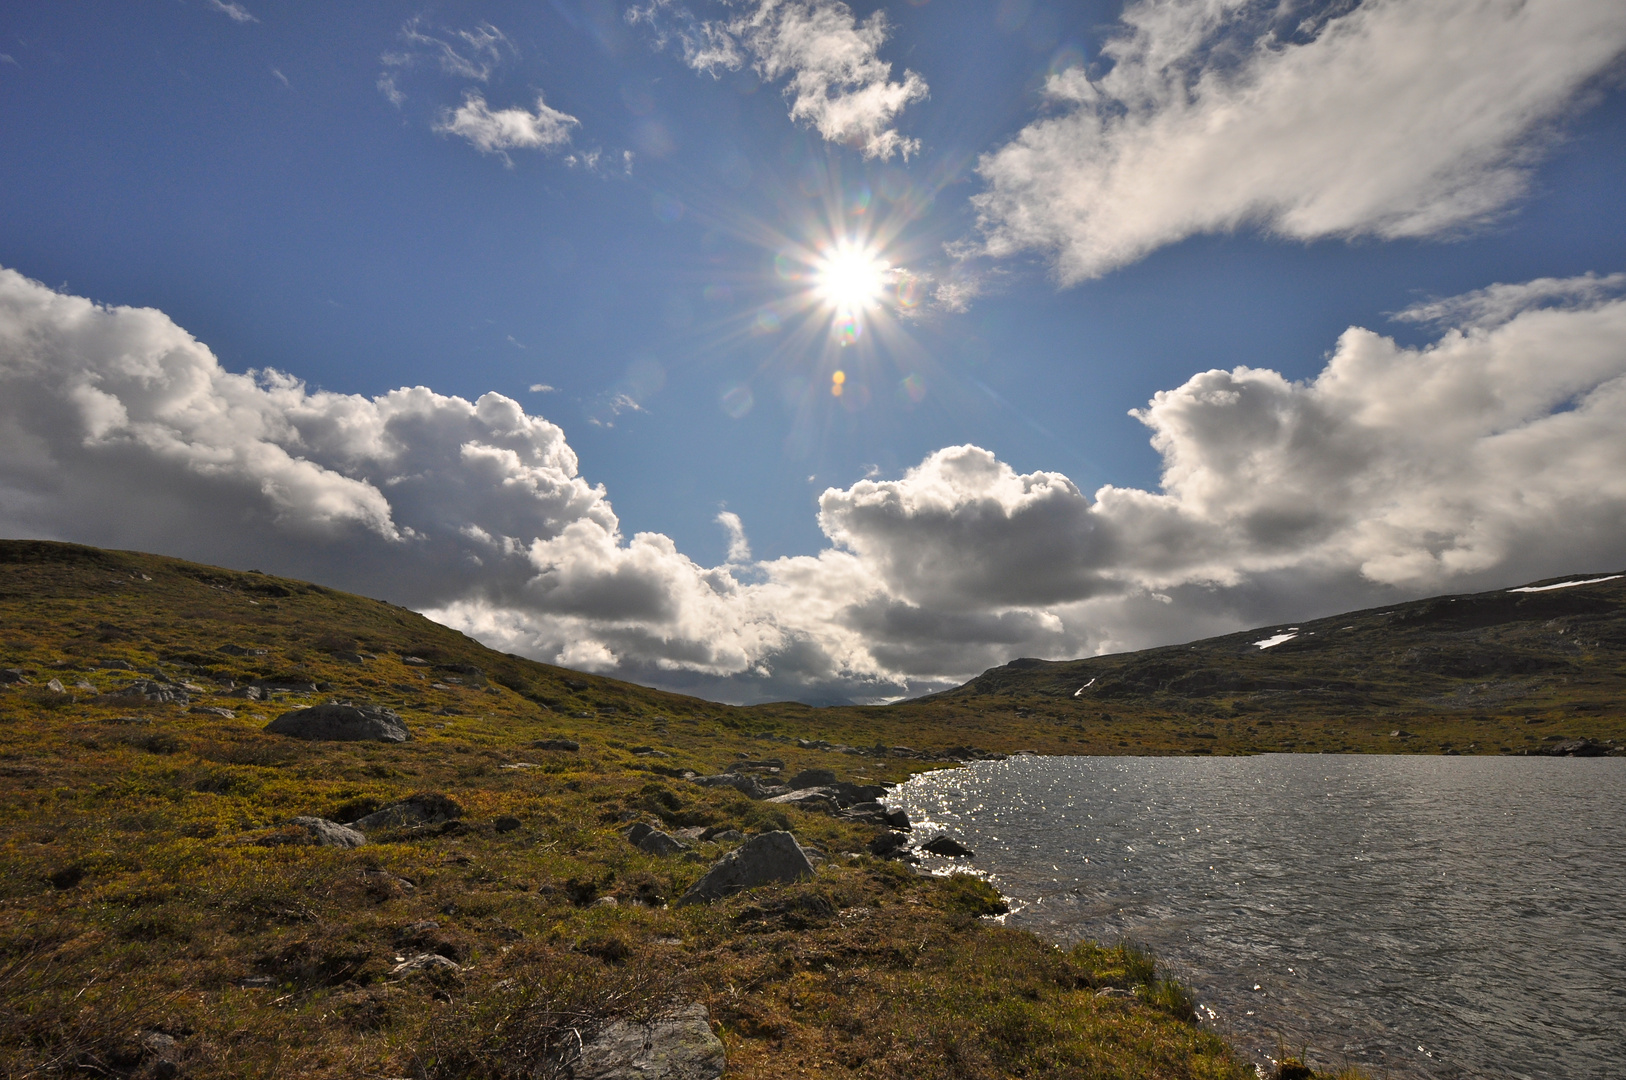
[226,685,265,699]
[867,831,909,858]
[257,817,367,848]
[95,659,135,670]
[102,679,190,704]
[350,794,462,831]
[189,705,237,718]
[400,655,430,666]
[766,788,840,814]
[254,680,320,695]
[590,895,620,908]
[690,773,769,799]
[884,807,911,829]
[533,738,581,751]
[73,678,96,691]
[786,767,838,789]
[217,644,267,657]
[677,831,815,905]
[920,834,974,858]
[625,822,689,857]
[265,703,410,742]
[1543,738,1608,757]
[567,1002,725,1080]
[390,953,461,978]
[493,815,522,833]
[44,678,66,693]
[0,669,31,685]
[837,801,893,825]
[631,747,672,757]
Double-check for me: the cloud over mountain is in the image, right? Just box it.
[975,0,1626,281]
[2,267,1623,702]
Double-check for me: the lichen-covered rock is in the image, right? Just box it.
[265,703,409,742]
[350,793,462,831]
[566,1002,724,1080]
[677,831,814,905]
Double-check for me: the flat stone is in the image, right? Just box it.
[690,773,769,799]
[265,703,409,742]
[766,788,839,813]
[390,953,461,978]
[532,738,581,751]
[625,822,689,856]
[101,679,190,704]
[350,793,462,831]
[189,705,237,718]
[567,1002,724,1080]
[677,831,814,905]
[786,767,838,789]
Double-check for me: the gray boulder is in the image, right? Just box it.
[253,819,365,852]
[103,679,190,704]
[625,822,690,857]
[265,703,409,742]
[351,794,462,831]
[786,767,838,789]
[1,669,32,685]
[920,834,974,858]
[690,773,769,799]
[1543,738,1608,757]
[566,1002,724,1080]
[766,788,839,814]
[677,831,814,905]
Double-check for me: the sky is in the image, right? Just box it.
[2,0,1625,704]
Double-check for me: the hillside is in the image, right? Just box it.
[895,573,1626,757]
[0,540,1258,1080]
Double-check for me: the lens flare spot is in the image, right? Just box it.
[901,373,926,403]
[850,186,872,215]
[753,308,782,334]
[896,273,926,308]
[721,383,755,418]
[831,369,846,397]
[834,316,861,345]
[774,252,801,281]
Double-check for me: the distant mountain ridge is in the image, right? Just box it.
[927,573,1626,740]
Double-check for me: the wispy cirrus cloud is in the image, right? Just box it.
[378,18,513,107]
[628,0,928,159]
[205,0,257,24]
[4,267,1623,703]
[974,0,1626,282]
[435,92,579,160]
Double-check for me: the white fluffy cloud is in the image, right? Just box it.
[3,266,1624,703]
[435,92,579,157]
[629,0,928,159]
[975,0,1626,282]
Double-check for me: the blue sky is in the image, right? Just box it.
[3,1,1625,702]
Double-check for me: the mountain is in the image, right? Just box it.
[900,573,1626,757]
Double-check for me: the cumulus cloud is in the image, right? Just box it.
[435,92,579,157]
[974,0,1626,282]
[629,0,928,159]
[3,266,1624,704]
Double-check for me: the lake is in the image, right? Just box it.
[889,754,1625,1079]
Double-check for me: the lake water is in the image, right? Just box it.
[889,755,1625,1079]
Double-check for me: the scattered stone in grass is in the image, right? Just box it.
[1,669,32,685]
[45,678,66,693]
[690,773,770,799]
[350,793,462,831]
[400,655,429,665]
[569,1001,725,1080]
[766,788,839,813]
[590,895,620,908]
[389,953,460,978]
[532,738,581,751]
[625,822,690,856]
[867,831,909,858]
[100,679,190,704]
[677,830,814,905]
[920,835,974,858]
[73,678,96,691]
[1542,737,1608,756]
[189,705,236,718]
[265,703,409,743]
[96,659,135,670]
[493,815,522,832]
[237,975,274,989]
[786,768,837,789]
[254,817,367,848]
[48,865,84,889]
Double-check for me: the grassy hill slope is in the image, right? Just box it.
[0,540,1257,1080]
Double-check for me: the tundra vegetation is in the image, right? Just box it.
[6,541,1618,1078]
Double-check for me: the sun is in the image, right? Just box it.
[813,241,888,314]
